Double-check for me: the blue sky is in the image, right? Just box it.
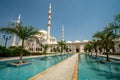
[0,0,120,46]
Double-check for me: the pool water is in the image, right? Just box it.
[0,54,71,80]
[78,54,120,80]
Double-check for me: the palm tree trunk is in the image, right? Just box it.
[95,52,97,57]
[45,52,47,58]
[106,52,110,61]
[95,49,97,57]
[19,40,24,64]
[106,48,110,61]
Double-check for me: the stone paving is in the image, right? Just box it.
[29,54,78,80]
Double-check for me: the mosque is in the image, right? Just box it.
[11,3,120,54]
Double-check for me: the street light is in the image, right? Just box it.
[3,34,11,47]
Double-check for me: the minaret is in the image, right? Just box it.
[17,14,21,24]
[62,24,64,41]
[47,3,52,44]
[12,14,21,46]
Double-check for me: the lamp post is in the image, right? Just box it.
[3,34,11,47]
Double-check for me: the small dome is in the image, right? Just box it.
[83,40,89,42]
[51,37,56,39]
[74,40,80,43]
[39,30,47,34]
[66,41,72,43]
[52,42,57,44]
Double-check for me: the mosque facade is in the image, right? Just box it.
[11,3,120,54]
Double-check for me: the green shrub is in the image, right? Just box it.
[9,46,31,57]
[0,46,31,57]
[23,49,31,56]
[0,46,9,57]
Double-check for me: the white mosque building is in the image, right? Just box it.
[11,3,120,54]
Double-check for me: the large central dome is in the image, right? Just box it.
[39,30,47,34]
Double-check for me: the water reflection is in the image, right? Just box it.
[78,54,120,80]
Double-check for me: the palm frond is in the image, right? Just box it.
[0,27,17,34]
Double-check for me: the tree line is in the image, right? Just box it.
[84,13,120,61]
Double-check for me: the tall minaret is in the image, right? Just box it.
[47,3,52,44]
[17,14,21,24]
[12,14,21,46]
[62,24,64,41]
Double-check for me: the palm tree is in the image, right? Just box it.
[58,40,66,54]
[97,40,103,54]
[53,47,58,56]
[93,31,106,53]
[105,13,120,37]
[0,26,39,64]
[115,13,120,23]
[84,43,93,56]
[104,23,120,38]
[63,43,68,54]
[91,13,120,61]
[90,39,99,57]
[108,40,115,53]
[93,28,116,61]
[40,44,48,59]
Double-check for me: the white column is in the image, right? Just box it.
[33,40,36,52]
[12,35,16,46]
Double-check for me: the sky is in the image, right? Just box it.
[0,0,120,46]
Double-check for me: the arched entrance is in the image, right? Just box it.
[76,48,80,53]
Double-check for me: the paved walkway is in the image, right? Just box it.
[29,54,78,80]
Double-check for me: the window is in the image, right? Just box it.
[119,44,120,48]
